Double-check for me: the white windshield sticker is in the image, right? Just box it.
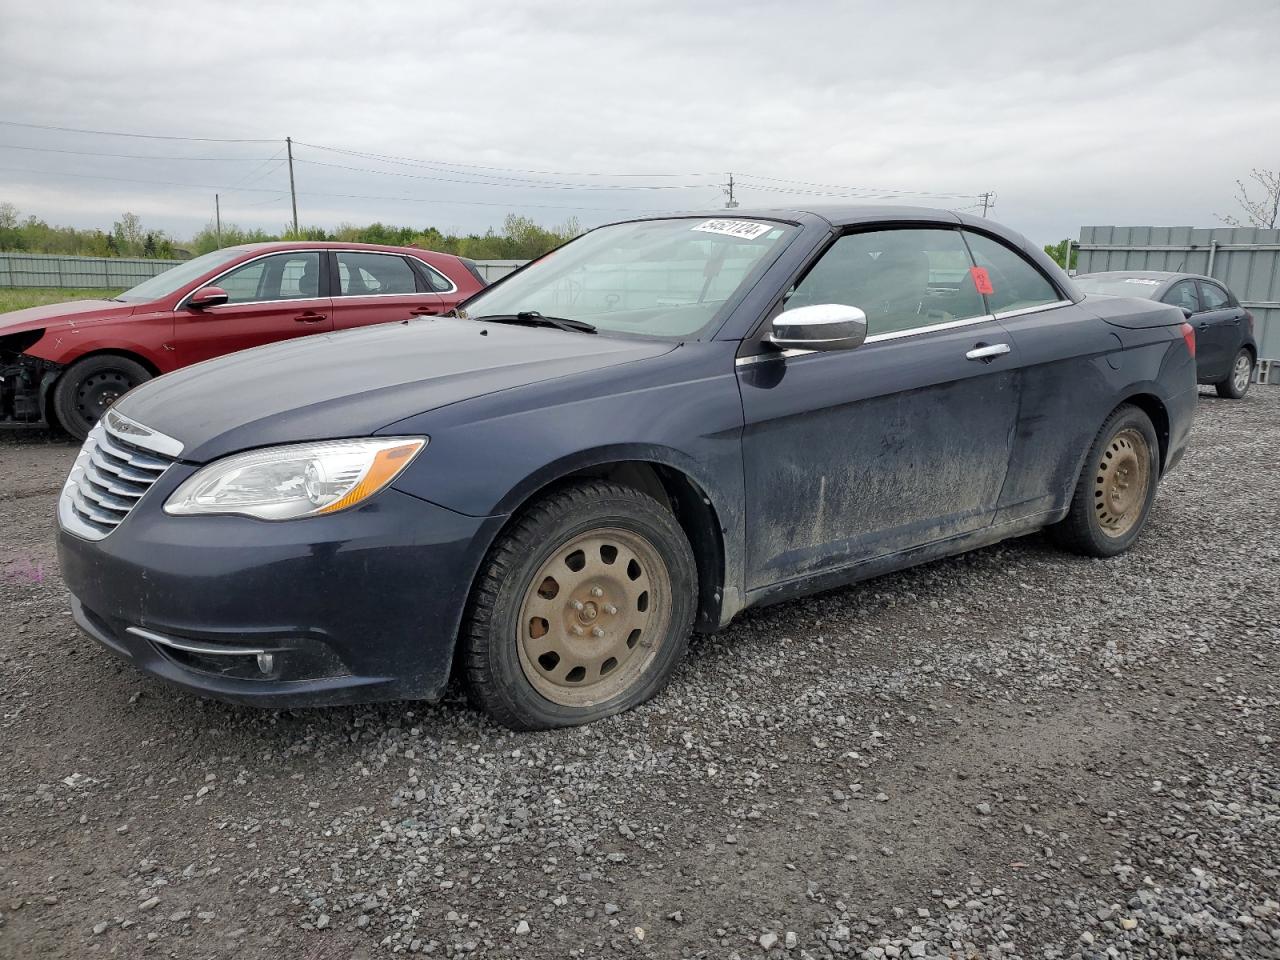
[691,219,773,240]
[1124,278,1161,285]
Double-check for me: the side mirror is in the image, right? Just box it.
[1179,306,1194,319]
[188,286,229,309]
[770,303,868,352]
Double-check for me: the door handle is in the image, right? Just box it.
[294,311,326,323]
[409,306,441,316]
[1198,321,1210,329]
[965,342,1011,362]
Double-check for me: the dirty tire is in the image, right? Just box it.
[1049,404,1160,558]
[52,355,151,441]
[460,480,696,730]
[1215,348,1253,400]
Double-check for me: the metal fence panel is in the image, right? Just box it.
[0,253,181,289]
[1077,226,1280,361]
[469,260,526,282]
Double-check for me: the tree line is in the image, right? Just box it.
[0,203,583,262]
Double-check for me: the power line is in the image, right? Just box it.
[0,119,277,143]
[0,165,283,194]
[736,173,978,201]
[292,154,719,192]
[225,147,286,189]
[0,165,646,213]
[0,144,277,162]
[293,140,719,179]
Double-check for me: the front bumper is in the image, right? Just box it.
[57,482,501,708]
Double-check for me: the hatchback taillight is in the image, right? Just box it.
[1180,322,1196,358]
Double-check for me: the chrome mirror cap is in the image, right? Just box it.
[769,303,868,352]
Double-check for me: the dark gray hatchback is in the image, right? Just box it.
[57,207,1198,729]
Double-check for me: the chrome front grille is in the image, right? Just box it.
[59,410,183,541]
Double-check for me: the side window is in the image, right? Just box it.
[963,232,1060,314]
[786,228,985,337]
[1198,281,1231,311]
[414,260,455,293]
[216,252,320,304]
[1162,280,1200,313]
[335,252,418,296]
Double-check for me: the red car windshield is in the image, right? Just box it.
[115,247,249,303]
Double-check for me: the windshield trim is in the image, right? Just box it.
[458,214,804,343]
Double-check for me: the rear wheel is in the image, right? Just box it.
[1049,404,1160,557]
[52,355,151,440]
[460,480,696,730]
[1215,348,1253,399]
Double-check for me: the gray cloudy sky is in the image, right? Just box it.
[2,0,1278,245]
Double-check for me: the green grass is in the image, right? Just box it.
[0,287,121,312]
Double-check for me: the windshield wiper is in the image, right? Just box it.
[472,311,597,334]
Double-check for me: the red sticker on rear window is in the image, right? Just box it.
[971,267,994,295]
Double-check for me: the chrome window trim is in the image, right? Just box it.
[736,347,815,366]
[863,312,996,343]
[992,299,1073,320]
[735,312,998,366]
[174,248,327,311]
[407,255,458,295]
[332,251,458,298]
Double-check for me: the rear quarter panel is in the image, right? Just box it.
[995,299,1195,524]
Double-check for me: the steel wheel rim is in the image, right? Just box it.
[517,526,671,707]
[76,371,134,425]
[1094,427,1151,537]
[1233,354,1251,394]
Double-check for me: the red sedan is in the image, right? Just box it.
[0,242,487,438]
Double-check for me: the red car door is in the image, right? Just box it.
[173,250,333,366]
[329,250,444,330]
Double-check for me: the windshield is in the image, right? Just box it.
[460,217,795,338]
[116,247,250,302]
[1075,275,1164,299]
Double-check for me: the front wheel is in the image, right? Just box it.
[1049,404,1160,557]
[52,355,152,440]
[460,480,697,730]
[1215,348,1253,399]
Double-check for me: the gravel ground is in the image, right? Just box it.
[1,388,1277,960]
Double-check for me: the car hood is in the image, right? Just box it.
[0,299,137,337]
[116,317,678,461]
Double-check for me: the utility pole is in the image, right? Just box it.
[724,172,739,209]
[286,136,299,235]
[979,191,995,217]
[214,193,221,247]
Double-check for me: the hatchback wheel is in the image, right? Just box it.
[1049,404,1160,557]
[1216,349,1253,399]
[52,355,152,441]
[460,480,697,730]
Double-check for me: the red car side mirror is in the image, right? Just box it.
[188,286,229,309]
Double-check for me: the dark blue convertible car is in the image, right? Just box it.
[57,207,1198,729]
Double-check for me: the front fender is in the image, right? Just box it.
[381,342,748,614]
[23,312,175,373]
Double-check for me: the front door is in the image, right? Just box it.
[174,251,332,366]
[1194,279,1244,381]
[737,226,1021,590]
[329,250,444,330]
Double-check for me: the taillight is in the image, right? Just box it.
[1180,322,1196,358]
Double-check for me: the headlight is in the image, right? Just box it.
[164,438,426,520]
